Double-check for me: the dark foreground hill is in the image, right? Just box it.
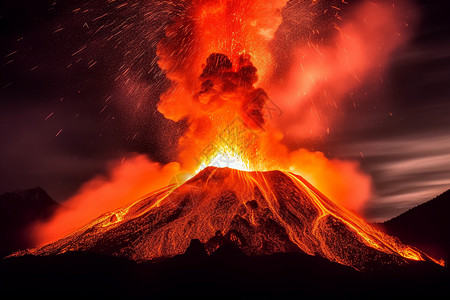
[0,239,448,298]
[382,190,450,261]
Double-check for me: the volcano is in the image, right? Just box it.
[16,167,441,270]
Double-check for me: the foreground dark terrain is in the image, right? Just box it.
[1,240,449,298]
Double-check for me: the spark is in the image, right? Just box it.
[44,112,54,121]
[71,45,87,56]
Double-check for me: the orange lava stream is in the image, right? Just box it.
[283,173,426,263]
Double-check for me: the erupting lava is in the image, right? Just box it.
[18,167,442,270]
[17,0,444,271]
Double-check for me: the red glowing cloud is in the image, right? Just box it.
[32,155,182,246]
[269,1,418,140]
[287,149,372,212]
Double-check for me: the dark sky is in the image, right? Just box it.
[0,0,449,221]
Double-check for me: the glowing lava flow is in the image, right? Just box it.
[283,173,426,263]
[16,167,444,270]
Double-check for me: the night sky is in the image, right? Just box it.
[1,0,449,221]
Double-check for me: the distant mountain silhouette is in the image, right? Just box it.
[0,187,59,257]
[382,190,450,262]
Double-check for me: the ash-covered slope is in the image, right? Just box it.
[15,167,440,269]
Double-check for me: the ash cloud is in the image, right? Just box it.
[196,53,269,130]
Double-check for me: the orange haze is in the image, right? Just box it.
[270,1,417,139]
[32,155,182,246]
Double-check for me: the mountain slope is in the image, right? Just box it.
[15,167,439,269]
[383,190,450,261]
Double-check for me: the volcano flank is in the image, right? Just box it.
[16,167,441,270]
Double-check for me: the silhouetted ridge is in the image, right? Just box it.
[0,187,59,257]
[1,246,448,297]
[383,189,450,261]
[184,239,208,257]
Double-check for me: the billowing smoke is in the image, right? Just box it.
[156,0,287,122]
[155,0,419,151]
[269,0,418,140]
[197,53,269,130]
[32,155,182,246]
[155,0,385,204]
